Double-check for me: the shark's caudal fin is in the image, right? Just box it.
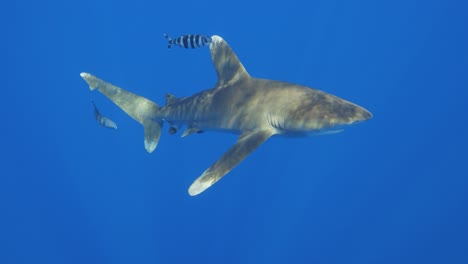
[80,73,163,153]
[209,35,250,87]
[188,129,275,196]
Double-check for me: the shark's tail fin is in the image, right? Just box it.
[80,72,163,153]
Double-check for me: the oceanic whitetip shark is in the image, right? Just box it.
[80,35,372,196]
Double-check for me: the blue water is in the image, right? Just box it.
[3,0,468,263]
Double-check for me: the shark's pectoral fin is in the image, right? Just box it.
[209,35,250,87]
[188,129,275,196]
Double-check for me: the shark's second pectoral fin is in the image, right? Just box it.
[188,129,275,196]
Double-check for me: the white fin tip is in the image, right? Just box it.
[144,139,157,153]
[210,35,223,44]
[188,176,214,196]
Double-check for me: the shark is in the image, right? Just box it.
[80,35,372,196]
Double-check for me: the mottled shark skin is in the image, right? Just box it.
[80,35,372,196]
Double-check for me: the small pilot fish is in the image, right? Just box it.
[92,101,117,129]
[164,34,212,49]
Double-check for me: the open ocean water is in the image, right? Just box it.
[3,0,468,263]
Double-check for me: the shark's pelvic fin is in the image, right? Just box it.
[80,72,162,153]
[209,35,250,87]
[188,129,275,196]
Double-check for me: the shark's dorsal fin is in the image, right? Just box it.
[210,35,250,87]
[188,129,275,196]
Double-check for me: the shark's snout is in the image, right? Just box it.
[326,101,372,128]
[353,107,372,124]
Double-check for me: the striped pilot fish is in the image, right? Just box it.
[92,100,118,129]
[164,34,212,49]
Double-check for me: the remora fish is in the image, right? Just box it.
[80,35,372,196]
[92,100,117,129]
